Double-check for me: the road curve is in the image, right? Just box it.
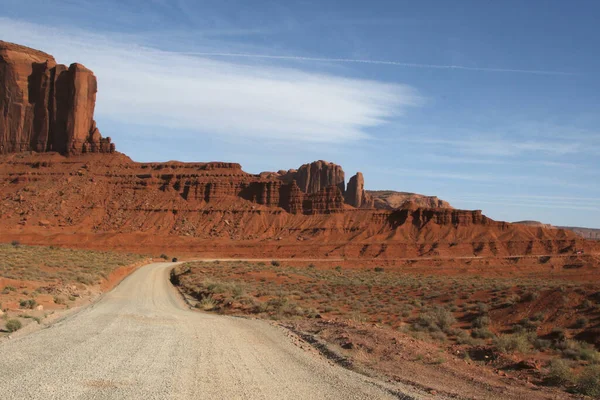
[0,262,421,399]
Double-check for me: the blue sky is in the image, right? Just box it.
[1,0,599,227]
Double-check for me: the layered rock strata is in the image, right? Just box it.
[0,41,114,156]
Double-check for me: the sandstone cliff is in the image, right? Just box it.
[280,160,345,195]
[0,41,114,156]
[345,172,374,208]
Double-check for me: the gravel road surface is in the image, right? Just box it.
[0,262,422,399]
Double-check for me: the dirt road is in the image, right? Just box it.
[0,262,423,399]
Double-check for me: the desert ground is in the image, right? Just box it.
[0,261,421,400]
[2,243,599,398]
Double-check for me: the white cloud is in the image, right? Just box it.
[419,154,579,168]
[0,17,420,143]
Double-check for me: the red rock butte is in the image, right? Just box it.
[1,41,598,264]
[0,41,114,156]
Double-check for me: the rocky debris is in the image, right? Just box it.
[345,172,374,208]
[0,41,115,156]
[369,190,452,210]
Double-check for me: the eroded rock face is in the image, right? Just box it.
[303,186,345,214]
[292,160,345,195]
[388,207,495,229]
[345,172,374,208]
[0,41,114,156]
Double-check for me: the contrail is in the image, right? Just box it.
[179,51,574,76]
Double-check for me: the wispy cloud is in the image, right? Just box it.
[373,166,592,189]
[420,154,579,168]
[401,137,581,156]
[179,52,575,76]
[0,17,420,143]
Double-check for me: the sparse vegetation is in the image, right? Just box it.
[0,243,145,284]
[19,299,37,309]
[577,365,600,397]
[170,260,600,396]
[0,244,147,337]
[494,333,533,354]
[5,319,22,332]
[546,359,574,385]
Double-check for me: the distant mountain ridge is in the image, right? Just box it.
[367,190,452,210]
[514,221,600,240]
[558,227,600,241]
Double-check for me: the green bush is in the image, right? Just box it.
[471,328,495,339]
[457,329,480,345]
[6,319,22,332]
[546,359,574,385]
[271,260,280,267]
[561,340,600,363]
[471,316,490,329]
[198,296,216,311]
[494,333,530,354]
[577,365,600,397]
[19,299,37,309]
[430,331,447,342]
[533,338,552,351]
[513,318,540,333]
[414,307,456,333]
[160,254,169,260]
